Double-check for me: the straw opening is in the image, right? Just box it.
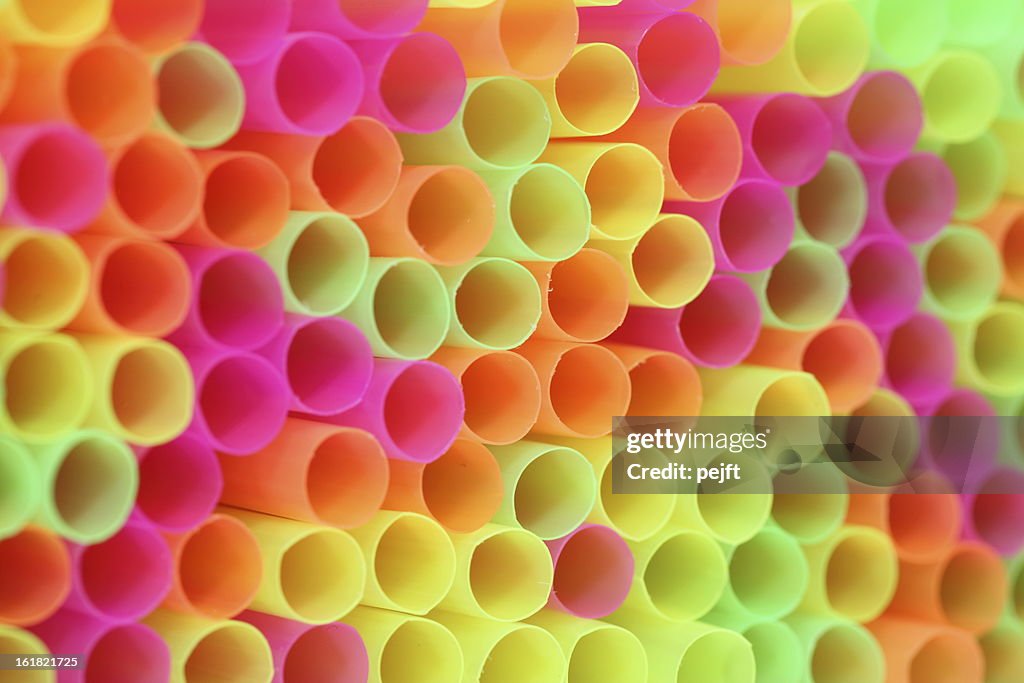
[373,262,449,358]
[111,345,192,443]
[461,351,541,444]
[203,155,289,249]
[6,338,89,437]
[469,530,551,619]
[549,345,630,437]
[514,447,593,539]
[184,622,272,683]
[422,440,503,532]
[464,79,551,168]
[508,165,589,260]
[3,233,86,327]
[383,362,462,460]
[281,531,361,622]
[554,44,638,135]
[179,516,261,617]
[307,430,387,528]
[112,134,202,237]
[286,215,367,315]
[408,169,493,265]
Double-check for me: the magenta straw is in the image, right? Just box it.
[713,94,831,185]
[198,0,291,64]
[323,359,464,463]
[351,32,466,134]
[290,0,427,40]
[842,235,923,331]
[135,431,222,533]
[168,245,284,351]
[667,178,794,272]
[238,611,369,683]
[236,32,364,135]
[31,611,169,683]
[963,469,1024,556]
[547,524,634,619]
[0,123,108,232]
[918,389,998,492]
[817,71,923,162]
[609,274,762,368]
[258,314,373,416]
[578,11,719,107]
[880,312,956,407]
[860,152,957,244]
[65,521,172,622]
[185,346,290,456]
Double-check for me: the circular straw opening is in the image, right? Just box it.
[53,434,135,542]
[801,322,881,412]
[586,145,663,239]
[111,0,203,53]
[729,530,806,616]
[199,355,287,454]
[549,345,630,437]
[0,440,34,536]
[811,624,883,683]
[12,0,107,48]
[771,468,848,543]
[679,276,760,367]
[752,94,830,184]
[547,249,628,342]
[379,620,461,683]
[695,456,773,543]
[940,546,1006,631]
[922,52,1000,141]
[678,631,754,683]
[924,227,999,317]
[203,154,289,249]
[846,73,922,159]
[111,345,192,443]
[101,242,190,336]
[3,233,87,328]
[796,153,866,248]
[284,624,367,683]
[14,127,105,229]
[626,352,701,417]
[407,168,493,265]
[306,429,387,528]
[883,155,955,242]
[718,181,794,271]
[497,0,578,78]
[423,440,503,532]
[636,13,718,105]
[198,254,283,349]
[944,133,1005,221]
[379,33,465,133]
[744,622,802,683]
[792,1,867,94]
[555,44,638,135]
[287,319,372,414]
[971,475,1024,554]
[553,526,633,618]
[464,78,551,168]
[383,362,463,461]
[156,44,243,147]
[0,528,68,625]
[599,462,674,541]
[847,240,922,327]
[312,118,402,217]
[184,622,272,683]
[644,532,724,620]
[199,0,288,62]
[179,516,260,618]
[568,627,645,683]
[715,0,791,65]
[972,307,1024,392]
[286,214,368,315]
[824,531,895,620]
[470,530,551,620]
[282,531,361,622]
[455,260,541,348]
[631,215,713,308]
[374,515,455,614]
[755,373,830,416]
[372,261,449,359]
[668,104,742,201]
[461,351,541,445]
[337,0,426,35]
[765,244,847,328]
[482,628,563,683]
[6,337,89,438]
[508,165,589,260]
[112,134,202,238]
[66,43,153,144]
[981,627,1024,683]
[274,35,360,134]
[87,624,168,683]
[909,632,981,683]
[138,437,220,531]
[0,630,49,682]
[514,448,594,539]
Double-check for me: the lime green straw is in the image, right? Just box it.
[792,152,867,249]
[527,611,648,683]
[431,612,566,683]
[941,132,1008,221]
[0,436,40,540]
[949,301,1024,397]
[787,615,885,683]
[915,225,1001,321]
[742,241,849,331]
[437,258,542,350]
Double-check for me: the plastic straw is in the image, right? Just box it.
[438,258,541,350]
[489,441,596,540]
[672,451,774,545]
[949,301,1024,397]
[994,119,1024,197]
[882,312,956,405]
[605,343,702,417]
[906,50,1002,143]
[197,0,289,64]
[915,225,1000,321]
[145,610,273,683]
[800,525,897,622]
[771,462,849,544]
[862,152,957,243]
[843,235,923,330]
[432,613,566,683]
[920,388,998,487]
[349,511,456,615]
[237,612,368,683]
[0,626,50,682]
[136,433,222,533]
[526,611,647,683]
[846,492,961,563]
[0,228,88,329]
[818,71,922,161]
[786,616,885,683]
[851,0,947,68]
[743,241,848,331]
[975,199,1024,298]
[981,622,1024,683]
[341,608,462,683]
[291,0,429,40]
[942,131,1008,221]
[691,0,792,66]
[712,526,808,624]
[219,418,388,529]
[0,527,69,626]
[546,524,633,619]
[740,620,803,683]
[0,0,109,46]
[793,151,867,248]
[0,436,38,540]
[110,0,203,54]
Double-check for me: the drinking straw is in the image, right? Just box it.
[65,521,172,622]
[963,469,1024,555]
[590,214,714,309]
[525,249,629,343]
[786,616,885,683]
[0,123,107,231]
[975,199,1024,298]
[432,613,566,683]
[846,492,960,563]
[145,610,273,683]
[162,513,262,619]
[0,626,50,682]
[431,348,542,445]
[994,119,1024,196]
[291,0,428,39]
[532,43,638,138]
[848,0,947,67]
[357,166,493,266]
[800,525,898,622]
[339,257,450,359]
[0,436,37,541]
[691,0,792,67]
[527,611,647,683]
[604,343,702,416]
[1,40,154,147]
[881,313,956,406]
[713,0,869,96]
[844,387,921,485]
[477,164,591,261]
[600,104,742,202]
[947,133,1008,221]
[0,527,69,626]
[489,441,596,540]
[325,359,464,463]
[0,0,109,46]
[713,94,831,185]
[169,245,285,352]
[258,316,373,416]
[921,389,998,489]
[668,178,795,272]
[109,0,203,54]
[579,11,719,107]
[610,275,761,368]
[385,438,503,533]
[136,432,222,533]
[793,152,867,248]
[176,151,290,250]
[224,509,364,624]
[439,523,553,621]
[672,451,774,545]
[701,365,831,418]
[862,152,957,243]
[771,462,849,544]
[949,301,1024,396]
[842,235,923,330]
[545,524,633,619]
[724,621,797,683]
[238,612,368,683]
[341,608,462,683]
[906,50,1002,143]
[817,71,923,162]
[220,418,387,529]
[743,241,848,331]
[197,0,289,64]
[153,42,245,149]
[541,143,663,240]
[398,77,551,170]
[31,611,169,683]
[0,228,88,329]
[346,511,455,615]
[517,341,631,438]
[227,117,402,218]
[185,347,290,456]
[981,621,1024,683]
[915,225,1000,320]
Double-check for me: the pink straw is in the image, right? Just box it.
[352,32,466,134]
[613,0,697,8]
[323,359,465,463]
[168,245,284,351]
[258,314,373,416]
[290,0,428,40]
[238,611,369,683]
[919,389,998,491]
[198,0,290,64]
[135,431,222,533]
[880,312,956,407]
[579,11,719,107]
[817,71,923,162]
[236,32,364,135]
[0,123,107,232]
[964,469,1024,556]
[547,524,634,619]
[667,178,794,272]
[842,235,923,331]
[861,152,957,243]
